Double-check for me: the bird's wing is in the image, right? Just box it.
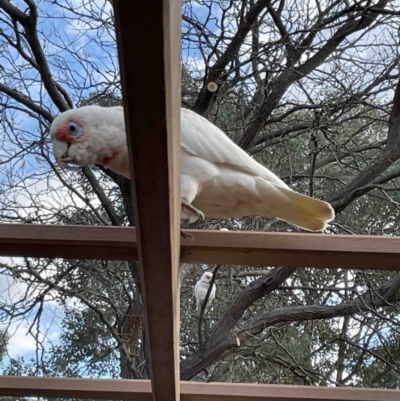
[180,108,334,231]
[181,108,290,189]
[194,280,201,297]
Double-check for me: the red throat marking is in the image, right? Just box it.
[101,151,119,166]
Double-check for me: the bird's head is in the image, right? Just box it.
[50,105,125,170]
[201,272,213,284]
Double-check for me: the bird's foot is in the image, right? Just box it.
[181,199,205,221]
[56,154,76,170]
[181,229,194,240]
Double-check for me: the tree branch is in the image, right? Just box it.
[290,140,387,181]
[0,0,73,112]
[96,165,135,225]
[181,266,296,379]
[81,166,123,226]
[238,0,388,150]
[181,272,400,380]
[191,0,270,116]
[330,76,400,212]
[0,82,53,122]
[198,264,221,350]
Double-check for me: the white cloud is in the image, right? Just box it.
[5,321,38,358]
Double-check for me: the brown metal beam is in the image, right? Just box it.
[180,230,400,270]
[0,377,151,400]
[0,377,398,401]
[184,381,399,401]
[0,223,136,260]
[113,1,182,401]
[1,224,400,271]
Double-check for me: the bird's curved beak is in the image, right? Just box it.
[52,139,71,170]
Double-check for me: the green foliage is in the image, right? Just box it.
[48,308,119,378]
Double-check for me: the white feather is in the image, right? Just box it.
[194,272,216,312]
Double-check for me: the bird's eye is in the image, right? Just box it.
[67,121,84,138]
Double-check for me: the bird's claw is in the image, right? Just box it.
[181,229,194,240]
[181,199,205,221]
[56,155,76,171]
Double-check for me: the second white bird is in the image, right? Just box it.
[194,272,216,312]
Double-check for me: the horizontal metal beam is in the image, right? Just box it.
[186,381,399,401]
[0,376,150,400]
[1,224,400,270]
[0,223,136,260]
[0,377,398,401]
[181,230,400,270]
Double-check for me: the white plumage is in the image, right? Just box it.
[194,272,216,312]
[50,105,334,230]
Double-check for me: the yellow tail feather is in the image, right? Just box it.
[268,186,335,231]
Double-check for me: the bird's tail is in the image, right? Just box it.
[258,182,335,231]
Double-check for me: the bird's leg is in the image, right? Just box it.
[180,199,204,240]
[180,229,194,240]
[181,198,205,221]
